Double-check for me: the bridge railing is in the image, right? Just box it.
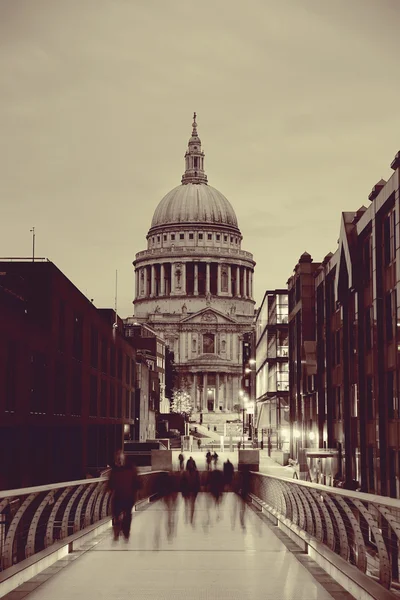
[0,471,162,572]
[249,472,400,594]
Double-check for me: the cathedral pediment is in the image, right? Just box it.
[179,307,237,325]
[186,353,231,365]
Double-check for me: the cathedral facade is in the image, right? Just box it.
[133,114,255,429]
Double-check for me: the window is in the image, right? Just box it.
[157,236,160,243]
[71,364,82,416]
[189,233,194,240]
[224,235,228,242]
[59,301,65,352]
[90,327,98,368]
[387,371,395,419]
[198,233,203,240]
[366,377,374,419]
[72,314,83,360]
[163,235,167,241]
[208,233,212,240]
[203,333,215,354]
[101,338,108,373]
[230,237,233,242]
[384,214,391,266]
[194,157,198,168]
[385,290,395,341]
[5,341,17,412]
[216,234,220,241]
[54,360,67,415]
[365,307,372,350]
[180,233,184,240]
[363,237,371,284]
[100,380,107,417]
[336,330,341,365]
[110,346,116,377]
[110,384,116,417]
[90,375,98,417]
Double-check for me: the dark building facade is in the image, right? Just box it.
[287,150,400,497]
[0,260,136,490]
[255,290,289,451]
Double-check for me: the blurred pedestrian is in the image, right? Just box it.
[212,451,219,469]
[206,451,212,471]
[186,456,196,471]
[223,459,234,490]
[178,453,185,471]
[197,438,201,450]
[107,450,140,541]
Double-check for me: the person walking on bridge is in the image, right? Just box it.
[107,450,140,542]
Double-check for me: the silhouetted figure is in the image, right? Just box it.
[178,453,185,471]
[238,466,250,530]
[223,459,234,490]
[108,450,140,541]
[208,469,224,506]
[197,438,201,450]
[181,463,200,525]
[212,452,219,469]
[206,451,212,471]
[153,472,179,545]
[186,456,196,471]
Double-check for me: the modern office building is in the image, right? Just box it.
[132,114,256,432]
[287,149,400,497]
[255,290,289,452]
[0,260,137,490]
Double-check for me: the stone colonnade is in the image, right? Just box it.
[136,261,254,300]
[189,372,240,412]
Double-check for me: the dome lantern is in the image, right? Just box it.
[181,112,208,185]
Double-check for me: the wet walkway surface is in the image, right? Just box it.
[3,493,354,600]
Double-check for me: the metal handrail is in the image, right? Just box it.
[249,471,400,592]
[0,471,163,572]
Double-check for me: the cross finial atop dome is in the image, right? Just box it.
[181,112,208,185]
[192,112,198,136]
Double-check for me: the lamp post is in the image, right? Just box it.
[30,227,35,262]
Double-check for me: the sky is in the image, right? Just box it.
[1,0,400,317]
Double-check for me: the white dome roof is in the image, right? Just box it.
[150,183,239,231]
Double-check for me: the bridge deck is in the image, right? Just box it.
[3,493,353,600]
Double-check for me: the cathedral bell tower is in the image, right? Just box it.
[181,112,208,185]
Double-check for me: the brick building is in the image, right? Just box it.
[0,260,136,490]
[287,150,400,497]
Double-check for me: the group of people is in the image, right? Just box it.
[108,449,249,541]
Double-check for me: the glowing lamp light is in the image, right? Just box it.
[249,359,256,366]
[309,431,315,441]
[293,429,301,439]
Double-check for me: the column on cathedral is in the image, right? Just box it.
[145,267,150,297]
[170,262,175,294]
[223,374,228,410]
[248,270,252,299]
[236,266,240,297]
[232,376,239,411]
[160,263,165,295]
[216,372,220,410]
[203,372,208,411]
[192,373,197,410]
[217,264,221,295]
[228,265,232,296]
[206,262,211,294]
[194,263,199,295]
[182,262,187,294]
[151,265,156,297]
[135,269,139,299]
[243,267,247,298]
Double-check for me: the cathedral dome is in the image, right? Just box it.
[150,183,239,230]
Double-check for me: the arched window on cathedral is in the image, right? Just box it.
[203,333,215,354]
[221,340,226,353]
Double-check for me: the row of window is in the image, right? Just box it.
[149,232,240,245]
